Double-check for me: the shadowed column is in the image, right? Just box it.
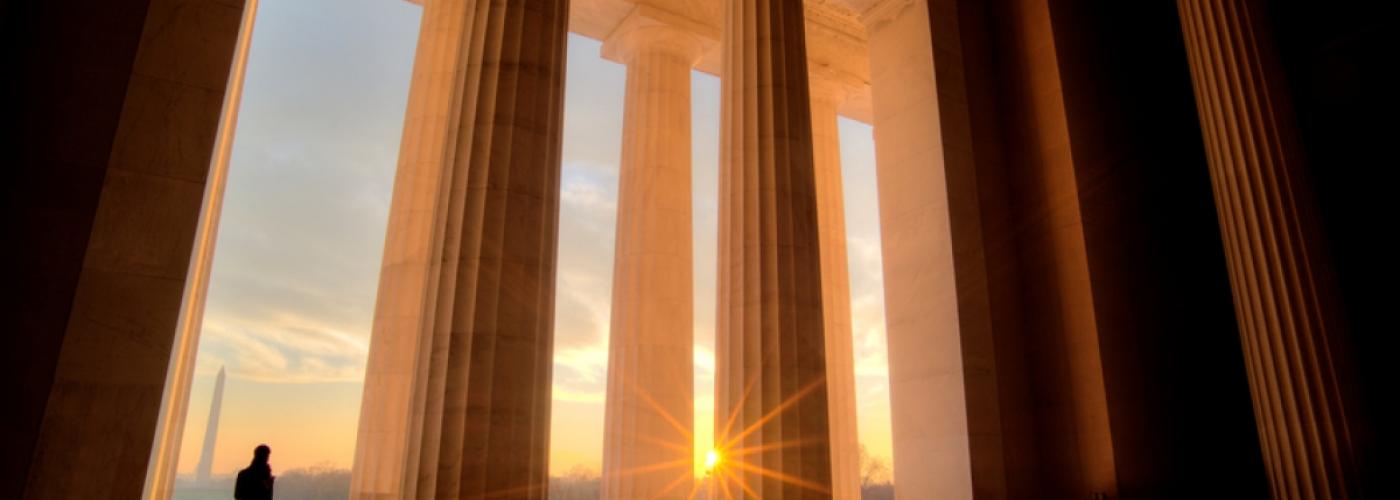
[349,0,568,498]
[599,15,705,500]
[713,0,833,498]
[3,0,247,497]
[1178,1,1364,498]
[808,72,861,500]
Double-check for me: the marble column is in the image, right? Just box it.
[599,17,704,500]
[808,73,861,500]
[854,0,979,497]
[139,2,258,498]
[713,0,833,498]
[1178,1,1362,498]
[349,0,568,499]
[6,0,248,497]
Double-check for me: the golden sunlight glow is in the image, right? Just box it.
[606,382,707,498]
[705,375,834,497]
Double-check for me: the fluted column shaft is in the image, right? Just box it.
[601,23,703,500]
[808,77,860,500]
[351,1,568,498]
[1178,1,1361,498]
[714,0,833,498]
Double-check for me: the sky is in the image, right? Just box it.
[176,0,893,482]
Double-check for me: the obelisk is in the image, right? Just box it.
[195,366,225,484]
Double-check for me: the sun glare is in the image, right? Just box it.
[704,449,721,471]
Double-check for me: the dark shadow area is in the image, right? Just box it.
[234,444,274,500]
[938,0,1269,497]
[1267,0,1398,491]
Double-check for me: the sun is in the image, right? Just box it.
[704,449,721,471]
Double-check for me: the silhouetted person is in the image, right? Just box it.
[234,444,274,500]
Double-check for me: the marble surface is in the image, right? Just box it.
[570,0,876,122]
[865,1,1119,498]
[1179,1,1362,497]
[350,1,568,498]
[861,1,977,498]
[143,3,258,498]
[599,16,703,500]
[713,1,834,498]
[11,1,1374,499]
[6,0,246,498]
[808,74,861,500]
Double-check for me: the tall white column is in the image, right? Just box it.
[350,1,568,498]
[808,73,861,500]
[714,0,833,498]
[857,0,978,498]
[600,16,705,500]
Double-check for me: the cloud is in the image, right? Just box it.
[561,177,617,215]
[553,385,607,404]
[550,267,612,404]
[551,341,609,404]
[189,21,900,475]
[198,312,368,384]
[554,341,610,385]
[845,230,890,387]
[552,268,610,348]
[693,345,716,379]
[845,236,885,292]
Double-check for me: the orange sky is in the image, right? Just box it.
[176,0,893,482]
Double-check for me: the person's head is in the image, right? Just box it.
[252,444,271,464]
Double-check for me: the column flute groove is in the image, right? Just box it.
[1177,1,1362,498]
[714,0,833,498]
[350,0,568,498]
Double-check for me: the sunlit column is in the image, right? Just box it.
[808,71,862,500]
[854,0,990,498]
[350,0,568,498]
[713,0,834,498]
[1178,1,1363,498]
[854,1,975,497]
[599,14,706,500]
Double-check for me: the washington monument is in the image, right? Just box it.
[195,366,226,483]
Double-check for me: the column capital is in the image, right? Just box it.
[806,1,869,104]
[855,0,917,33]
[602,5,712,65]
[809,67,863,107]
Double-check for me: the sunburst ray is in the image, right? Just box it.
[722,376,825,450]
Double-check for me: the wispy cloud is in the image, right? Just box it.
[554,341,610,386]
[693,345,716,379]
[198,312,368,384]
[847,232,890,386]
